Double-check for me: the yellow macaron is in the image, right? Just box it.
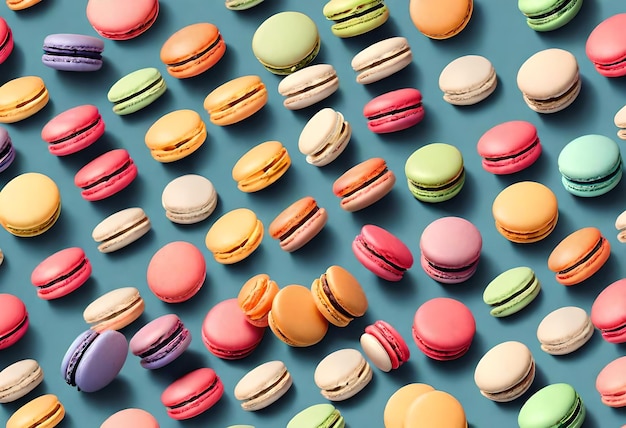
[205,208,264,264]
[0,76,49,123]
[144,109,207,163]
[232,141,291,192]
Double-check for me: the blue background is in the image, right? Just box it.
[1,0,626,426]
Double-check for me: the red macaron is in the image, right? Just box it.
[161,368,224,420]
[41,105,105,156]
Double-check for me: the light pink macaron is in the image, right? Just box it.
[100,408,159,428]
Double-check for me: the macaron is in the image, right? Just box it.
[201,298,265,359]
[384,383,435,428]
[161,174,217,224]
[0,76,49,123]
[107,67,166,115]
[0,126,15,172]
[420,216,482,283]
[476,120,541,174]
[616,210,626,242]
[311,265,368,327]
[237,273,280,327]
[492,181,558,243]
[404,390,468,428]
[548,227,610,285]
[6,0,41,10]
[252,11,319,74]
[278,64,339,110]
[147,241,206,303]
[144,109,206,163]
[518,0,582,31]
[351,37,412,84]
[74,149,138,201]
[404,143,465,202]
[129,314,191,369]
[287,404,344,428]
[333,157,396,212]
[474,341,535,402]
[438,55,497,106]
[92,207,151,253]
[41,34,104,72]
[232,141,291,192]
[557,134,623,197]
[596,356,626,408]
[591,278,626,343]
[0,294,28,350]
[234,360,293,411]
[412,297,476,360]
[323,0,389,37]
[60,329,127,392]
[269,196,327,252]
[614,105,626,140]
[585,14,626,77]
[298,107,351,167]
[86,0,159,40]
[360,320,410,372]
[363,88,424,133]
[0,172,61,237]
[161,368,224,420]
[536,306,594,355]
[518,383,585,428]
[314,348,372,401]
[205,208,264,264]
[30,247,92,300]
[225,0,263,9]
[41,105,105,156]
[160,22,225,79]
[0,17,14,65]
[268,284,329,347]
[409,0,473,39]
[6,394,64,428]
[352,224,413,281]
[203,75,268,126]
[100,409,159,428]
[482,266,540,317]
[0,359,44,403]
[83,286,145,332]
[516,48,581,113]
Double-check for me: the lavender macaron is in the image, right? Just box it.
[42,34,104,71]
[129,314,191,369]
[0,127,15,173]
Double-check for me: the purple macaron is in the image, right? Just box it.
[60,329,127,392]
[129,314,191,369]
[0,127,15,173]
[42,33,104,71]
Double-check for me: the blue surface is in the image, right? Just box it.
[1,1,626,427]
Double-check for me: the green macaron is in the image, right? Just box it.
[518,0,583,32]
[483,266,541,317]
[518,383,585,428]
[287,403,345,428]
[323,0,389,38]
[224,0,263,10]
[107,67,167,116]
[404,143,465,203]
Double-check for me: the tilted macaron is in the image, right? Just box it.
[585,14,626,78]
[616,210,626,242]
[269,196,327,252]
[364,88,424,133]
[298,107,351,167]
[287,404,345,428]
[232,141,291,192]
[404,390,468,428]
[237,273,280,328]
[129,314,191,369]
[203,75,268,126]
[161,368,224,420]
[311,265,368,327]
[107,67,166,115]
[144,109,207,163]
[92,207,151,253]
[476,120,541,174]
[352,224,413,281]
[74,149,138,201]
[160,22,225,79]
[41,34,104,72]
[384,384,435,428]
[614,105,626,140]
[314,348,372,401]
[225,0,264,9]
[0,17,14,65]
[518,0,582,31]
[351,37,412,84]
[41,105,105,156]
[252,11,319,74]
[405,143,465,202]
[0,359,44,404]
[333,157,396,212]
[548,227,610,285]
[557,134,622,197]
[360,320,410,372]
[591,279,626,343]
[518,383,585,428]
[6,394,64,428]
[596,356,626,408]
[536,306,594,355]
[234,360,293,411]
[86,0,158,40]
[323,0,389,38]
[0,126,16,173]
[474,341,535,402]
[100,408,159,428]
[517,48,580,113]
[482,266,540,317]
[278,64,339,111]
[0,294,29,350]
[6,0,41,12]
[83,286,145,332]
[30,247,92,300]
[409,0,473,39]
[205,208,263,264]
[438,55,497,106]
[60,329,127,392]
[0,76,49,124]
[161,174,217,224]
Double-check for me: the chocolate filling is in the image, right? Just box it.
[367,103,422,120]
[16,88,47,109]
[321,274,353,318]
[561,396,584,426]
[332,1,385,23]
[427,257,477,273]
[138,323,184,358]
[167,377,219,409]
[0,30,12,52]
[342,167,388,197]
[488,274,536,307]
[378,323,407,362]
[287,74,337,96]
[243,370,289,401]
[361,47,410,70]
[100,216,149,243]
[81,160,133,190]
[167,35,222,67]
[409,168,465,192]
[49,117,101,145]
[312,122,347,157]
[526,0,575,19]
[113,76,164,106]
[359,238,406,272]
[558,237,604,275]
[278,206,319,241]
[39,259,87,289]
[0,315,27,342]
[0,137,13,159]
[43,49,102,60]
[563,158,622,185]
[65,331,98,386]
[484,138,540,162]
[220,85,264,111]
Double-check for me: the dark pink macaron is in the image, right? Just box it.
[0,294,28,350]
[591,278,626,344]
[360,320,410,372]
[585,13,626,77]
[74,149,137,201]
[476,120,541,175]
[41,105,105,156]
[352,224,413,281]
[363,88,424,134]
[161,368,224,420]
[30,247,92,300]
[0,17,14,65]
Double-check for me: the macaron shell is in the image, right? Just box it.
[234,360,292,411]
[237,274,279,327]
[0,294,28,350]
[314,348,372,401]
[278,64,339,110]
[591,278,626,343]
[107,67,167,115]
[205,208,264,264]
[333,157,396,212]
[232,141,291,192]
[548,227,610,285]
[314,265,368,327]
[323,0,390,37]
[6,394,64,428]
[518,383,584,427]
[384,383,436,428]
[351,37,413,84]
[409,0,473,39]
[160,368,224,420]
[144,109,207,162]
[92,207,151,253]
[30,247,91,300]
[100,408,160,428]
[536,306,594,355]
[482,266,540,317]
[438,55,497,105]
[353,224,413,281]
[298,108,351,167]
[129,314,191,369]
[0,76,49,124]
[614,105,626,140]
[160,23,225,78]
[74,149,138,201]
[0,359,44,403]
[404,390,467,428]
[0,18,14,64]
[41,33,104,72]
[616,210,626,242]
[73,330,128,392]
[585,14,626,77]
[286,403,343,428]
[476,120,541,174]
[129,313,185,354]
[269,196,327,252]
[363,88,425,133]
[86,0,159,40]
[41,105,105,156]
[0,126,15,173]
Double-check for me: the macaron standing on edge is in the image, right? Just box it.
[237,273,280,327]
[0,126,16,172]
[311,265,368,327]
[298,107,351,167]
[352,224,414,281]
[360,320,410,372]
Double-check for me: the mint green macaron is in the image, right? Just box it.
[287,403,345,428]
[518,0,583,32]
[323,0,389,38]
[518,383,585,428]
[483,266,541,318]
[107,67,167,116]
[404,142,465,203]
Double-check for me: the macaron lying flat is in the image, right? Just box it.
[86,0,159,40]
[614,105,626,140]
[585,14,626,78]
[42,34,104,72]
[107,67,166,115]
[83,286,145,332]
[518,0,582,31]
[204,75,268,125]
[232,141,291,192]
[364,88,424,133]
[311,265,368,327]
[74,149,138,201]
[483,266,540,318]
[238,274,279,328]
[476,120,541,174]
[352,37,412,84]
[6,394,64,428]
[323,0,389,37]
[409,0,473,39]
[129,314,191,369]
[30,247,92,300]
[0,76,49,124]
[314,348,372,401]
[0,359,44,403]
[352,224,413,281]
[100,409,159,428]
[404,143,465,202]
[287,404,344,428]
[0,17,14,65]
[360,320,410,372]
[161,174,217,224]
[548,227,610,285]
[596,356,626,408]
[161,368,224,420]
[269,196,327,252]
[205,208,263,264]
[439,55,497,106]
[234,360,292,411]
[278,64,339,110]
[333,157,396,212]
[144,109,207,163]
[518,383,585,428]
[536,306,594,355]
[591,278,626,343]
[92,207,151,253]
[0,126,15,172]
[298,108,351,166]
[0,294,29,350]
[41,105,105,156]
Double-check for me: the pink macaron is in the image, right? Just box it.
[129,314,191,369]
[0,17,14,65]
[101,408,159,428]
[86,0,159,41]
[363,88,425,133]
[74,149,137,201]
[30,247,92,300]
[201,298,265,360]
[476,120,541,175]
[41,105,105,156]
[161,368,224,420]
[360,320,410,372]
[585,13,626,78]
[0,294,29,350]
[591,278,626,343]
[596,356,626,408]
[352,224,413,281]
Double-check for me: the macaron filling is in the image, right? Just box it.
[166,35,223,67]
[15,87,47,110]
[7,203,60,236]
[355,235,406,274]
[35,258,88,291]
[277,205,320,241]
[111,75,165,106]
[366,101,423,121]
[523,0,577,22]
[310,121,349,159]
[412,328,468,359]
[240,369,290,403]
[137,323,187,362]
[165,376,219,412]
[0,315,28,343]
[286,73,337,97]
[561,394,584,426]
[526,77,580,108]
[42,45,103,60]
[562,158,622,188]
[262,40,320,75]
[357,46,411,72]
[556,237,605,276]
[328,1,386,23]
[80,159,134,190]
[64,330,98,386]
[486,272,537,309]
[88,295,143,327]
[320,274,354,319]
[409,168,465,194]
[342,166,389,197]
[47,116,102,145]
[483,137,540,163]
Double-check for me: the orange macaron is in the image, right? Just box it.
[203,75,268,126]
[237,274,279,327]
[269,196,328,252]
[409,0,473,39]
